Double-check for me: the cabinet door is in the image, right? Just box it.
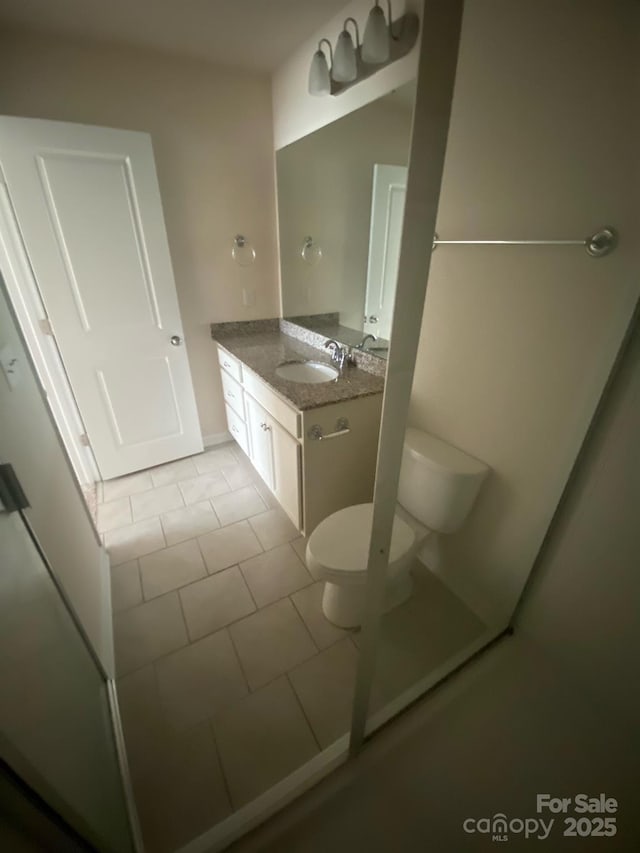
[270,415,302,529]
[245,393,273,489]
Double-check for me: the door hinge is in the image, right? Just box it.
[79,433,91,447]
[0,463,30,513]
[39,317,54,336]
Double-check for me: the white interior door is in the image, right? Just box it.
[0,117,203,480]
[364,164,408,342]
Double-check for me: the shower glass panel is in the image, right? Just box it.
[0,506,133,852]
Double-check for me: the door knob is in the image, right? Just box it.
[170,335,182,346]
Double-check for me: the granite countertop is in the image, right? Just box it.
[211,321,384,411]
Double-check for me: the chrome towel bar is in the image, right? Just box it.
[432,226,617,258]
[307,417,350,441]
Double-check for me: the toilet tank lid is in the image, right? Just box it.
[404,428,489,477]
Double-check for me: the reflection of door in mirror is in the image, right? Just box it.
[364,164,407,342]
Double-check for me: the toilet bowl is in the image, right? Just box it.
[306,429,489,628]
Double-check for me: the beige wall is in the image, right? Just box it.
[0,29,280,441]
[518,312,640,734]
[277,95,412,328]
[410,0,640,623]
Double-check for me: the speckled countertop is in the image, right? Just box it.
[211,320,384,411]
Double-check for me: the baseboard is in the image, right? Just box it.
[202,431,231,449]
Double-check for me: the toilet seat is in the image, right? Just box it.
[306,503,416,585]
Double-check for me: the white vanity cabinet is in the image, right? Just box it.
[216,343,382,536]
[244,394,301,527]
[218,346,303,529]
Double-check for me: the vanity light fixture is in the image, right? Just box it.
[308,39,333,96]
[362,1,392,64]
[332,18,360,83]
[306,2,419,97]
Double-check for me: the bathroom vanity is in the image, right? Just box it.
[211,320,384,536]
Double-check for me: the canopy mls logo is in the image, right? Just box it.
[462,793,618,842]
[462,814,553,842]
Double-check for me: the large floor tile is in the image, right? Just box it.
[114,592,188,676]
[180,567,256,641]
[239,543,312,608]
[130,484,184,522]
[179,472,230,505]
[249,508,300,551]
[193,446,236,474]
[291,581,349,650]
[212,676,318,808]
[211,485,267,526]
[155,630,248,730]
[291,536,323,579]
[139,539,207,600]
[149,456,198,488]
[228,598,317,690]
[132,722,231,853]
[111,559,142,613]
[102,470,153,503]
[221,461,253,491]
[160,501,220,546]
[198,520,262,574]
[288,638,359,749]
[253,477,279,510]
[97,497,132,533]
[104,517,165,565]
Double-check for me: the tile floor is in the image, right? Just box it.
[103,442,485,852]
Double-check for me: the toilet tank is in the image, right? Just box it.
[398,428,489,533]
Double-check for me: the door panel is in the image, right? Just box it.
[364,164,408,341]
[97,356,182,446]
[37,152,159,331]
[270,416,301,529]
[245,394,273,488]
[0,117,203,479]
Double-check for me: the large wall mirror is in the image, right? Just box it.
[276,81,416,358]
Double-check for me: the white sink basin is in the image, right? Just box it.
[275,360,339,384]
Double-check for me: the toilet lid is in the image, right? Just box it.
[307,503,415,575]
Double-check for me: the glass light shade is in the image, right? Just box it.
[308,49,331,96]
[362,5,390,64]
[332,30,357,82]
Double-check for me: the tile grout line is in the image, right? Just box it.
[284,672,322,752]
[225,625,253,696]
[207,718,236,815]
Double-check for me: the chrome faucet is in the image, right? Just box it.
[356,333,377,351]
[324,339,353,371]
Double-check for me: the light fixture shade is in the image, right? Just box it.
[332,30,357,82]
[308,49,331,96]
[362,5,390,64]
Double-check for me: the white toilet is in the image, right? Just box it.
[306,428,489,628]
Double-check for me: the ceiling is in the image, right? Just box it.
[0,0,349,72]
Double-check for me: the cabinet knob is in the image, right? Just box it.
[260,422,271,431]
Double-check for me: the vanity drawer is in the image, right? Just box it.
[225,404,249,456]
[217,347,242,383]
[220,370,244,419]
[242,369,300,438]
